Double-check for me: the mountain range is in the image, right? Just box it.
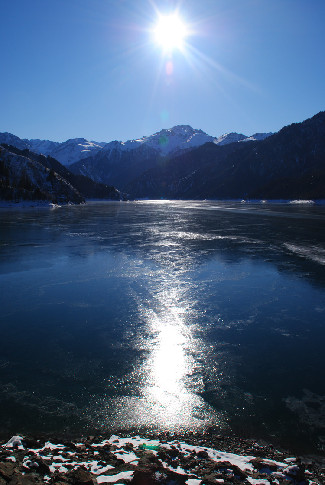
[1,111,324,202]
[0,126,272,167]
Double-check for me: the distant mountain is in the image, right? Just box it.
[0,126,273,167]
[28,138,106,166]
[67,127,274,191]
[0,133,105,167]
[214,132,247,145]
[69,144,163,190]
[0,145,123,203]
[125,111,325,200]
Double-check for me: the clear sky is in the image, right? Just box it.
[1,0,324,142]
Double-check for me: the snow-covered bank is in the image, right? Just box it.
[0,434,323,485]
[0,200,82,208]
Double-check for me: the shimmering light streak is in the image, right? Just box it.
[124,281,223,431]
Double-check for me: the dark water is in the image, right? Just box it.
[1,200,325,453]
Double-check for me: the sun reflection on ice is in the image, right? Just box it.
[144,305,194,419]
[134,285,222,431]
[97,257,225,432]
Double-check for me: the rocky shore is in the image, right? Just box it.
[0,433,324,485]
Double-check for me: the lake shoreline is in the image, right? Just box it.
[1,431,324,485]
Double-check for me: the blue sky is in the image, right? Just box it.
[1,0,324,142]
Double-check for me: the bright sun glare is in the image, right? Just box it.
[153,13,188,51]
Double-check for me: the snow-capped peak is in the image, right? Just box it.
[125,125,215,155]
[0,126,274,167]
[214,132,247,145]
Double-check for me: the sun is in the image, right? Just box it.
[153,13,188,52]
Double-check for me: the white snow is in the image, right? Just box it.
[49,464,69,473]
[88,462,115,475]
[186,479,202,485]
[96,471,134,483]
[113,451,138,463]
[6,456,16,462]
[4,436,24,449]
[42,442,65,451]
[247,479,270,485]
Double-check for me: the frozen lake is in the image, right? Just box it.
[1,200,325,453]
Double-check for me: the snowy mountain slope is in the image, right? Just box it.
[97,125,215,157]
[214,132,247,145]
[27,138,106,166]
[0,145,84,203]
[70,144,161,190]
[242,132,274,142]
[1,144,123,201]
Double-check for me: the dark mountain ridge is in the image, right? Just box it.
[0,145,84,204]
[126,111,325,200]
[0,145,123,203]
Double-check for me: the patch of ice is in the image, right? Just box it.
[289,200,315,204]
[284,243,325,265]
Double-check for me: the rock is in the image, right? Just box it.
[131,468,187,485]
[196,451,209,459]
[0,462,16,479]
[283,464,306,482]
[3,437,24,450]
[8,475,41,485]
[131,469,157,485]
[124,443,134,451]
[202,472,222,484]
[66,467,96,485]
[249,457,278,472]
[32,457,51,475]
[21,438,43,450]
[168,447,180,458]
